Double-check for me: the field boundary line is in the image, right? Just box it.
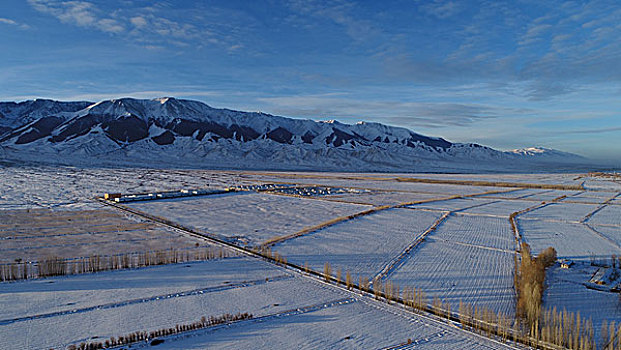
[580,191,621,223]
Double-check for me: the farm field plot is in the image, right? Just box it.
[544,266,621,342]
[588,225,621,249]
[587,205,621,227]
[430,215,515,251]
[518,220,621,261]
[273,208,443,279]
[565,196,611,204]
[0,209,207,262]
[569,191,618,201]
[0,257,282,320]
[582,179,621,191]
[404,173,582,186]
[477,188,541,199]
[457,199,536,217]
[322,191,442,206]
[0,256,516,350]
[158,297,514,350]
[0,258,346,350]
[386,239,515,314]
[519,202,600,223]
[406,197,499,212]
[126,192,371,246]
[517,190,581,201]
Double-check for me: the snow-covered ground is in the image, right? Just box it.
[126,192,370,246]
[155,297,514,350]
[273,208,443,279]
[428,215,516,251]
[518,220,621,261]
[520,202,601,223]
[0,166,255,210]
[2,166,621,349]
[457,199,536,217]
[544,265,621,346]
[0,208,210,262]
[386,239,515,315]
[0,257,516,350]
[406,197,499,212]
[322,191,442,206]
[588,204,621,227]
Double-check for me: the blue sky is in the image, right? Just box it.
[1,0,620,161]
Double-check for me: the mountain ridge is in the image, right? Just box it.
[0,97,589,172]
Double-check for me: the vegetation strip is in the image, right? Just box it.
[1,246,233,281]
[394,177,585,191]
[69,312,254,350]
[0,274,291,326]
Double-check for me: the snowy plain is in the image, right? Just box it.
[2,166,621,348]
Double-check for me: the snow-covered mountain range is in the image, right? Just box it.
[0,97,588,172]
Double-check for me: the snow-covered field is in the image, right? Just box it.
[517,220,621,261]
[588,204,621,227]
[428,215,515,251]
[520,202,601,223]
[273,208,443,279]
[155,297,512,350]
[0,208,209,262]
[386,239,515,315]
[544,266,621,345]
[457,199,535,217]
[126,192,370,246]
[0,257,514,350]
[322,190,442,206]
[2,166,621,349]
[406,197,498,212]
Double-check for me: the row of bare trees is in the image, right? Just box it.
[0,247,233,281]
[516,243,557,324]
[316,260,600,350]
[68,312,253,350]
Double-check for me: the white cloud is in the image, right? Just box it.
[286,0,379,42]
[97,18,124,33]
[27,1,245,50]
[0,18,18,25]
[255,93,525,128]
[418,0,461,19]
[28,0,124,34]
[130,16,147,28]
[0,17,31,29]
